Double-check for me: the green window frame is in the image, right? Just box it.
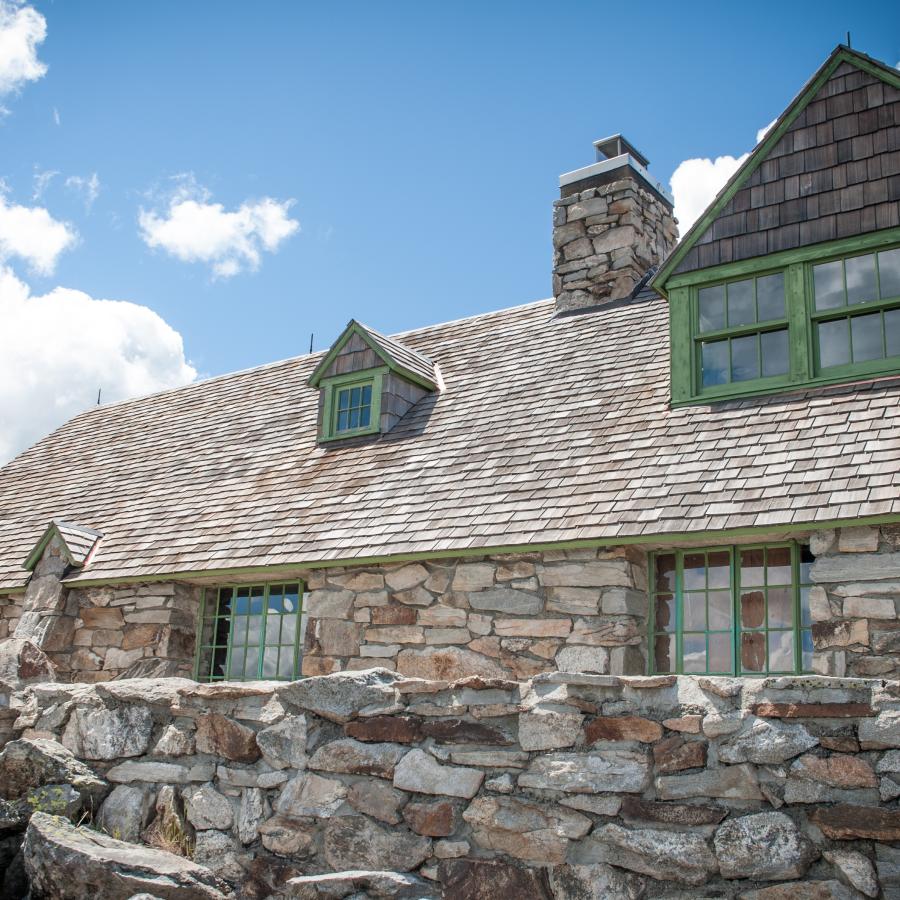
[668,228,900,404]
[320,369,384,442]
[194,582,307,681]
[650,543,814,676]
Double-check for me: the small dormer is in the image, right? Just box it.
[23,519,103,572]
[308,320,439,442]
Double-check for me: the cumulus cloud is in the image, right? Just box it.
[670,118,782,234]
[65,172,101,212]
[0,0,47,112]
[0,190,77,274]
[138,175,300,278]
[0,266,197,463]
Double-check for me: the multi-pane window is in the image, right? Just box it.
[697,272,789,388]
[335,382,373,433]
[196,583,306,682]
[812,247,900,371]
[652,544,814,676]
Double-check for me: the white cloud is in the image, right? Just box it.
[52,105,59,125]
[0,266,197,464]
[0,1,47,111]
[32,167,59,201]
[670,118,781,233]
[65,172,101,211]
[0,190,77,274]
[138,176,300,278]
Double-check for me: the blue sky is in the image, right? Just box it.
[0,0,898,460]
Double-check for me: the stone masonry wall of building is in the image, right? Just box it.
[301,548,649,682]
[4,669,900,897]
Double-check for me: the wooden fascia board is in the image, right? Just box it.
[651,46,900,296]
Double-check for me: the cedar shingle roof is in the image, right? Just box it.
[0,290,898,591]
[23,519,103,570]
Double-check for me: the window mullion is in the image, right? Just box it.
[731,546,739,676]
[785,263,809,382]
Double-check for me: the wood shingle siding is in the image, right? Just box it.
[672,61,900,277]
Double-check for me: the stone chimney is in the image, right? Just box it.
[553,135,678,313]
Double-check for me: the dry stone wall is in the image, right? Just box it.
[302,548,649,681]
[3,669,900,898]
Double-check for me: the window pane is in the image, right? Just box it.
[740,549,765,587]
[338,389,350,410]
[228,646,246,678]
[701,340,729,387]
[813,259,844,310]
[760,329,789,377]
[683,554,706,590]
[801,630,814,672]
[654,634,675,673]
[212,646,228,678]
[768,632,794,672]
[756,273,785,321]
[799,587,812,627]
[768,587,793,629]
[337,410,349,431]
[683,634,707,673]
[845,253,878,306]
[708,633,732,673]
[799,545,814,584]
[731,334,759,382]
[278,649,296,679]
[362,384,372,404]
[266,614,282,644]
[684,592,707,630]
[818,319,850,368]
[262,647,279,678]
[886,309,900,358]
[359,406,371,428]
[350,387,361,407]
[244,647,260,679]
[741,632,766,672]
[707,551,730,589]
[709,591,733,630]
[727,279,755,326]
[655,594,675,631]
[879,247,900,299]
[766,547,792,584]
[349,408,360,429]
[699,284,726,332]
[655,555,676,592]
[740,591,765,629]
[851,312,883,362]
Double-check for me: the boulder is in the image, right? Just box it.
[286,870,437,899]
[714,812,817,880]
[97,785,155,843]
[392,749,483,799]
[548,864,645,900]
[282,669,402,722]
[23,812,229,899]
[438,859,552,900]
[519,750,650,794]
[256,714,308,769]
[64,705,154,760]
[323,817,431,872]
[0,638,55,691]
[571,823,717,886]
[0,738,107,808]
[462,796,590,864]
[308,738,407,778]
[719,718,818,764]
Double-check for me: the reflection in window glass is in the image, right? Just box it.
[761,329,789,378]
[880,247,900,299]
[756,273,785,321]
[818,319,851,368]
[683,634,707,673]
[701,341,729,387]
[727,279,755,326]
[845,253,878,305]
[852,312,884,362]
[813,259,845,309]
[699,284,726,332]
[731,335,758,382]
[887,309,900,358]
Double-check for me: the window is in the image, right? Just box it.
[651,543,814,676]
[697,272,789,388]
[320,372,383,441]
[668,235,900,404]
[196,582,306,681]
[812,247,900,372]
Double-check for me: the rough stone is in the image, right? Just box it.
[451,564,495,592]
[656,763,763,801]
[715,811,817,880]
[306,589,354,619]
[106,760,193,784]
[308,738,407,778]
[586,715,662,744]
[152,721,196,757]
[572,822,717,886]
[752,702,874,718]
[192,829,246,884]
[397,647,504,681]
[555,645,608,673]
[467,588,542,615]
[237,787,267,845]
[790,753,877,788]
[345,715,423,744]
[719,718,818,764]
[286,869,436,899]
[183,783,234,831]
[438,859,552,900]
[282,668,401,723]
[22,812,228,899]
[737,882,855,900]
[255,714,308,769]
[403,798,458,836]
[662,715,703,733]
[859,710,900,748]
[323,816,431,873]
[258,816,315,857]
[275,773,348,818]
[195,714,259,763]
[392,749,484,798]
[652,736,706,774]
[64,705,154,760]
[809,804,900,840]
[463,795,590,864]
[620,795,727,827]
[823,849,879,898]
[519,750,650,794]
[96,784,154,843]
[548,864,645,900]
[347,779,407,825]
[519,709,583,750]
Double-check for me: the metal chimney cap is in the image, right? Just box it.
[593,134,650,168]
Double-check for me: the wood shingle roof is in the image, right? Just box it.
[0,291,898,591]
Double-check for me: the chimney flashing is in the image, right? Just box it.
[559,152,673,206]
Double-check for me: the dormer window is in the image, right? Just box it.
[309,320,438,443]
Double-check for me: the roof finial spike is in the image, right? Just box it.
[309,333,314,354]
[97,388,101,405]
[846,31,851,48]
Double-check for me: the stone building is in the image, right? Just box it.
[0,44,898,690]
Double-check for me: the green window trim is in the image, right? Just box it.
[194,581,307,682]
[319,369,385,442]
[669,229,900,405]
[650,542,814,677]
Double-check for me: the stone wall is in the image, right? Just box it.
[811,525,900,679]
[552,178,678,313]
[0,593,23,641]
[301,548,649,681]
[4,669,900,897]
